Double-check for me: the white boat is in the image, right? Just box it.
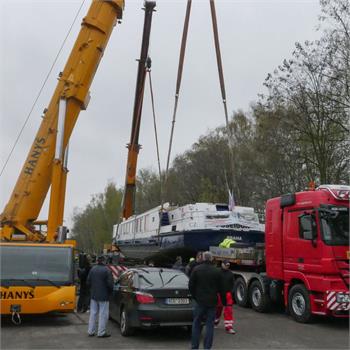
[113,202,264,261]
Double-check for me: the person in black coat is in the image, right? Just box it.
[86,255,114,337]
[189,251,221,350]
[77,255,91,313]
[187,251,203,276]
[215,260,236,334]
[172,256,184,271]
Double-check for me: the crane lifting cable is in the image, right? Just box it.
[209,0,239,200]
[152,0,192,238]
[147,68,165,241]
[147,68,162,196]
[164,0,192,184]
[163,0,238,201]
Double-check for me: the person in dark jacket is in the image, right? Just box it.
[87,255,114,337]
[189,251,221,350]
[172,256,184,271]
[77,255,91,313]
[185,257,195,275]
[187,251,203,276]
[215,260,236,334]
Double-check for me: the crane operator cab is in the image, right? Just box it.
[0,243,76,318]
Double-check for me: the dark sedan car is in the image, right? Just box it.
[109,267,193,336]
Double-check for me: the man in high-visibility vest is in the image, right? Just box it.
[219,237,236,248]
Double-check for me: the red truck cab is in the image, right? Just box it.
[265,184,349,322]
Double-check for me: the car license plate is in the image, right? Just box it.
[336,293,350,303]
[165,298,190,305]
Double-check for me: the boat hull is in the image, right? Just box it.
[117,228,264,263]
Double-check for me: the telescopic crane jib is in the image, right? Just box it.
[122,0,156,220]
[0,0,125,319]
[0,0,124,243]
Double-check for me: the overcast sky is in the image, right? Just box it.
[0,0,322,226]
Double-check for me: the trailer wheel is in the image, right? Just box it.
[233,277,249,307]
[288,284,313,323]
[249,280,271,313]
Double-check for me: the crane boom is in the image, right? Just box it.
[122,1,156,220]
[0,0,124,241]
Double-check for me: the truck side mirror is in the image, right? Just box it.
[299,213,317,245]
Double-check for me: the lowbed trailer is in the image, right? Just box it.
[210,245,281,314]
[211,185,350,323]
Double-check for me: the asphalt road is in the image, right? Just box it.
[1,306,349,349]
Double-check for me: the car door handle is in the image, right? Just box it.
[297,258,304,263]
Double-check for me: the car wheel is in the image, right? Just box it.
[288,284,313,323]
[249,280,271,313]
[120,308,135,336]
[233,277,249,307]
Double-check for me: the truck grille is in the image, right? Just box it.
[336,260,349,287]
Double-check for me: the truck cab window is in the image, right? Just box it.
[320,207,349,245]
[299,214,316,240]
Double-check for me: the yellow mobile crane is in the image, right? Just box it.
[0,0,124,318]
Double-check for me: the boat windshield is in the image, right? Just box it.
[236,212,259,223]
[319,206,349,246]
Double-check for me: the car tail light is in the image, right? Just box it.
[139,316,153,321]
[135,292,155,304]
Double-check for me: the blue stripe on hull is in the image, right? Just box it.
[117,229,264,259]
[160,229,264,251]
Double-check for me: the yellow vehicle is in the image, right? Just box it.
[0,0,124,317]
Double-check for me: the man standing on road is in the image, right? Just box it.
[215,260,236,334]
[77,254,91,313]
[187,251,203,276]
[189,251,221,350]
[87,255,114,338]
[172,256,184,271]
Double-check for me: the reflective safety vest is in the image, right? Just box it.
[219,238,236,248]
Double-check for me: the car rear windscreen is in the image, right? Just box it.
[138,271,189,289]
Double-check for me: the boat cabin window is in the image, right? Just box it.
[216,204,229,211]
[206,215,229,219]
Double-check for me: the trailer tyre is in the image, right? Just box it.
[288,284,313,323]
[233,277,249,307]
[249,280,271,313]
